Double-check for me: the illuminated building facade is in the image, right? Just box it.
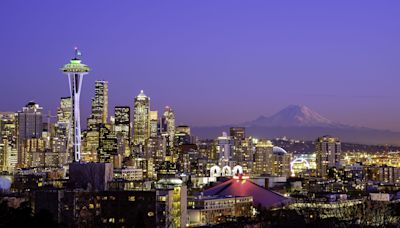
[316,135,341,178]
[98,124,118,163]
[175,125,192,146]
[0,112,17,172]
[115,106,131,157]
[88,80,108,129]
[17,102,43,166]
[230,127,245,140]
[114,106,130,142]
[81,130,99,162]
[217,132,233,167]
[187,195,253,226]
[20,138,46,168]
[271,146,292,177]
[149,110,158,138]
[54,97,72,164]
[230,127,247,164]
[133,90,150,146]
[156,178,188,228]
[254,139,273,176]
[161,106,175,145]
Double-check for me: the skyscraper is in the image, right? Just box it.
[315,135,341,178]
[133,90,150,146]
[98,124,118,163]
[254,139,273,176]
[61,48,90,162]
[115,106,131,157]
[217,132,233,167]
[230,127,245,140]
[53,97,72,165]
[56,97,72,148]
[88,80,108,128]
[230,127,246,163]
[0,112,17,172]
[149,111,158,138]
[17,102,43,167]
[114,106,131,142]
[17,102,43,140]
[161,106,175,146]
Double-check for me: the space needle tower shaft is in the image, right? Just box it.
[61,48,90,162]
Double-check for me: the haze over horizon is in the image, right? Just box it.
[1,0,399,131]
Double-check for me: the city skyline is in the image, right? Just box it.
[1,1,400,131]
[1,2,400,226]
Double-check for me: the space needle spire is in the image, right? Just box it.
[61,47,90,162]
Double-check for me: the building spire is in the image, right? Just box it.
[74,47,82,59]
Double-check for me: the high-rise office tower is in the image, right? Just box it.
[53,97,72,165]
[149,111,158,138]
[175,125,192,146]
[81,129,99,162]
[133,90,150,146]
[115,106,131,157]
[271,146,292,177]
[61,48,90,162]
[0,112,17,172]
[161,106,175,146]
[115,106,131,141]
[56,97,72,147]
[17,102,43,140]
[217,132,233,167]
[57,97,72,127]
[98,124,118,163]
[88,80,108,128]
[21,138,46,168]
[229,127,246,163]
[230,127,245,140]
[316,135,341,178]
[17,102,43,166]
[254,139,273,176]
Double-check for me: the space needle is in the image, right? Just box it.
[61,48,90,162]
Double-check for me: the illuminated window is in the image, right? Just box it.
[128,196,135,201]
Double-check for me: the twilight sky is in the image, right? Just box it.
[0,1,399,130]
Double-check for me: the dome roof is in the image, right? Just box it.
[273,146,288,155]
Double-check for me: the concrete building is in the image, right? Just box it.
[316,135,341,178]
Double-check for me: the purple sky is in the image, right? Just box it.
[1,1,399,130]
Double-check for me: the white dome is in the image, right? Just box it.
[273,146,288,155]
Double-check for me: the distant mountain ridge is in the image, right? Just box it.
[192,105,400,146]
[243,105,337,127]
